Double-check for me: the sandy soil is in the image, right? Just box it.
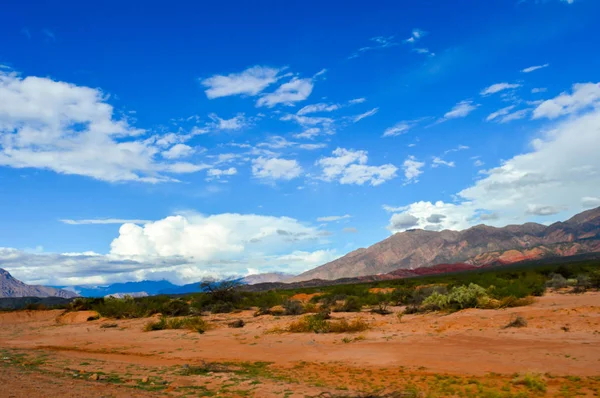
[1,291,599,397]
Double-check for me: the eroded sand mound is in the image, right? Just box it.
[56,310,99,324]
[0,309,64,325]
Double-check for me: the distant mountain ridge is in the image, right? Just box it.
[61,272,294,297]
[0,268,78,298]
[291,206,600,282]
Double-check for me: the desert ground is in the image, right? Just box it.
[1,291,599,397]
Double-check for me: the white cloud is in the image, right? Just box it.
[521,64,549,73]
[0,213,337,285]
[342,227,358,233]
[432,157,455,168]
[532,82,600,119]
[208,113,246,130]
[387,213,420,231]
[257,78,313,107]
[352,107,378,123]
[383,121,413,137]
[349,98,366,104]
[298,143,327,150]
[531,88,547,94]
[316,148,397,186]
[0,71,206,183]
[402,156,425,183]
[297,103,340,115]
[442,100,479,120]
[252,157,302,180]
[486,105,515,122]
[293,128,322,139]
[404,28,426,44]
[317,214,351,222]
[474,159,485,167]
[257,136,295,149]
[480,82,521,96]
[162,144,194,159]
[386,101,600,232]
[201,66,281,99]
[582,196,600,208]
[526,204,564,216]
[499,108,530,123]
[60,218,152,225]
[206,167,237,180]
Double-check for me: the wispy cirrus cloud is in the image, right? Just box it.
[521,63,549,73]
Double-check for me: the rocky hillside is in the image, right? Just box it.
[291,207,600,282]
[0,268,78,298]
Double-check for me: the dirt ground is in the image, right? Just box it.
[1,291,599,397]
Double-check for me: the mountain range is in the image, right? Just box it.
[0,268,78,298]
[291,206,600,282]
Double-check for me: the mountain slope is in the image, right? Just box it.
[291,207,600,282]
[0,269,78,298]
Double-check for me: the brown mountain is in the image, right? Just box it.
[0,268,78,298]
[291,207,600,282]
[242,272,292,285]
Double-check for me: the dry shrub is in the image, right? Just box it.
[503,315,527,329]
[478,295,535,309]
[144,316,209,333]
[287,315,369,333]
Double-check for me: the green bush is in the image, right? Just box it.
[282,300,304,315]
[333,296,363,312]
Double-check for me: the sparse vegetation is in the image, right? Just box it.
[503,315,528,329]
[287,315,369,333]
[144,316,209,333]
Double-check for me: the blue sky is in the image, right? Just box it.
[1,0,599,286]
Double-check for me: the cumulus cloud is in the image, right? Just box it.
[257,78,313,107]
[402,156,425,183]
[201,66,281,99]
[252,157,302,180]
[480,83,521,96]
[316,148,398,186]
[385,99,600,232]
[162,144,195,159]
[206,167,237,180]
[1,213,337,285]
[432,157,455,168]
[532,82,600,119]
[526,204,564,216]
[0,71,206,183]
[387,213,419,231]
[208,113,246,130]
[521,64,549,73]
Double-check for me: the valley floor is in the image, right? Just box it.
[1,291,599,397]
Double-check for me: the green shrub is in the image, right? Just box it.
[282,300,304,315]
[334,296,363,312]
[546,273,568,289]
[421,291,450,311]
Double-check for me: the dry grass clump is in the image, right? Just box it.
[287,315,369,333]
[503,315,528,329]
[144,316,209,333]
